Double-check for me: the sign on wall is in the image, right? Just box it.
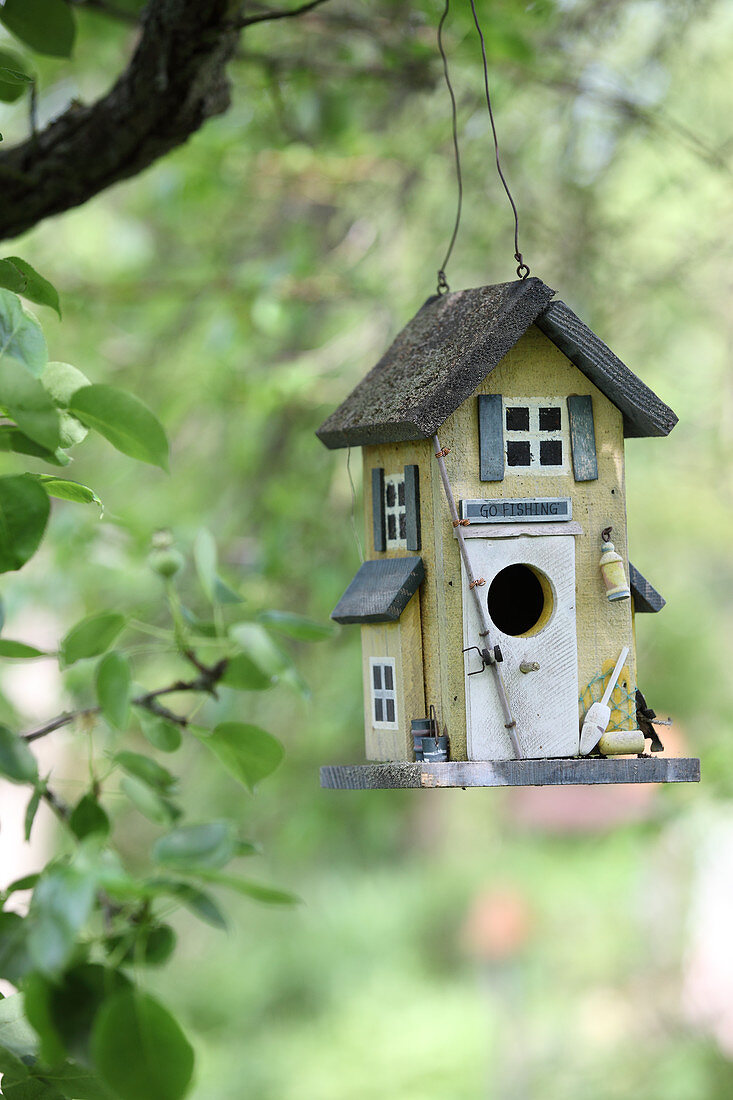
[459,498,572,523]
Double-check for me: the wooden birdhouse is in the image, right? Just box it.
[317,278,699,789]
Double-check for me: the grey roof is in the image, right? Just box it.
[629,563,665,613]
[316,277,677,449]
[331,556,424,624]
[535,302,677,439]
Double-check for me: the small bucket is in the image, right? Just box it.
[420,735,449,763]
[411,718,432,761]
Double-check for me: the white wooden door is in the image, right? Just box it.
[462,535,579,760]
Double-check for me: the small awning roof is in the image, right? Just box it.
[331,556,424,624]
[629,563,665,613]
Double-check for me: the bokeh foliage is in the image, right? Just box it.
[1,0,732,1096]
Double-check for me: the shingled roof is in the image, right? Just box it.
[316,277,677,449]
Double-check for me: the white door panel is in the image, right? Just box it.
[462,535,579,760]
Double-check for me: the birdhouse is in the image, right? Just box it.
[317,278,700,789]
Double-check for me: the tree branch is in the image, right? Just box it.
[23,657,229,743]
[238,0,330,28]
[0,0,244,241]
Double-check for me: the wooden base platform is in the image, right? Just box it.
[320,757,700,789]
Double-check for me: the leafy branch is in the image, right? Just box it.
[24,652,230,744]
[0,262,334,1099]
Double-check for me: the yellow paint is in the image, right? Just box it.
[579,660,636,732]
[520,566,554,637]
[360,593,425,760]
[360,324,638,761]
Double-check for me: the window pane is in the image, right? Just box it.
[506,440,531,466]
[385,698,395,723]
[506,406,529,431]
[387,514,396,541]
[385,482,396,508]
[397,480,405,506]
[372,664,382,690]
[539,406,561,431]
[540,439,563,466]
[399,512,406,540]
[384,664,393,691]
[374,698,384,722]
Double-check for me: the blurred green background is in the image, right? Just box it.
[2,0,733,1096]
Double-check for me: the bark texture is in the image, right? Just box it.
[0,0,244,241]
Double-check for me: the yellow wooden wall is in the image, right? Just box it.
[360,324,637,761]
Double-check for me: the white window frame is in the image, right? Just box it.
[504,398,568,475]
[383,473,407,550]
[369,657,398,729]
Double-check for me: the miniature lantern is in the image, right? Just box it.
[318,278,700,789]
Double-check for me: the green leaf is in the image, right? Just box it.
[193,528,217,602]
[259,609,335,641]
[221,653,273,692]
[91,990,194,1100]
[196,722,284,793]
[28,964,130,1069]
[115,751,176,794]
[0,724,38,784]
[60,611,125,667]
[24,785,43,841]
[42,361,90,406]
[0,257,25,290]
[0,0,76,60]
[27,865,96,977]
[69,794,110,841]
[0,67,32,87]
[149,880,227,930]
[136,708,182,753]
[0,355,62,449]
[95,652,131,730]
[4,873,40,896]
[69,385,169,471]
[0,992,38,1062]
[0,425,70,466]
[229,622,294,679]
[3,258,60,318]
[23,972,66,1066]
[0,912,33,984]
[152,822,236,871]
[35,476,101,508]
[197,871,299,907]
[193,529,241,604]
[121,776,178,825]
[213,576,243,604]
[106,925,175,969]
[0,289,47,375]
[0,639,47,658]
[0,50,32,104]
[0,474,50,573]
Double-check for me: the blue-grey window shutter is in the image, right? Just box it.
[567,395,598,481]
[478,394,504,481]
[371,467,386,551]
[403,464,421,551]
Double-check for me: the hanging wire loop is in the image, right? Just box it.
[435,0,463,296]
[467,0,530,281]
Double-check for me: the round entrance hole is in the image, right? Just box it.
[486,564,554,637]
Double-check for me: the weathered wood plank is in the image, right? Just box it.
[629,562,665,613]
[478,394,505,481]
[320,757,700,788]
[403,463,421,551]
[537,301,678,439]
[567,394,598,481]
[371,466,386,552]
[331,556,425,624]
